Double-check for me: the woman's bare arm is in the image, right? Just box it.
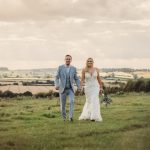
[96,68,103,90]
[81,68,85,89]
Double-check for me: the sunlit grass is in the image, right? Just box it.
[0,93,150,150]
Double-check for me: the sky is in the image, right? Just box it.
[0,0,150,70]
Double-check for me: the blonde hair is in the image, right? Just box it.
[85,57,94,72]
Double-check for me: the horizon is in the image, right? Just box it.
[1,66,150,71]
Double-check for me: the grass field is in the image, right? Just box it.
[0,93,150,150]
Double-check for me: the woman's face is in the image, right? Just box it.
[87,58,94,67]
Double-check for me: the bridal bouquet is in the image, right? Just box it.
[100,88,112,107]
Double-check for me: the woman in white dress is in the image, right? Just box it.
[79,58,103,122]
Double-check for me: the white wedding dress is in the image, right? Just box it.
[79,70,103,121]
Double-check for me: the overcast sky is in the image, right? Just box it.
[0,0,150,69]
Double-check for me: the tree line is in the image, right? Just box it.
[124,78,150,92]
[104,78,150,94]
[0,78,150,99]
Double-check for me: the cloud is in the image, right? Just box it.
[0,0,150,21]
[0,0,150,69]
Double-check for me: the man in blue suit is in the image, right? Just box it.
[55,55,80,122]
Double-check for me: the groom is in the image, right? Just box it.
[55,55,80,122]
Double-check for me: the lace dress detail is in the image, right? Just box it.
[79,70,102,121]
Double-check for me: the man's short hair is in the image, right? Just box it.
[65,54,72,59]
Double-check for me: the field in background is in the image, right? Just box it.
[0,85,55,94]
[0,69,150,94]
[135,71,150,78]
[0,93,150,150]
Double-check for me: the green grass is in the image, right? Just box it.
[0,93,150,150]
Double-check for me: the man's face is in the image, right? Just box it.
[65,56,72,65]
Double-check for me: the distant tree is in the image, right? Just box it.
[124,78,150,92]
[0,90,2,97]
[145,80,150,92]
[2,90,16,98]
[53,92,59,97]
[13,82,18,85]
[124,80,134,92]
[134,79,145,92]
[133,74,138,79]
[23,91,33,97]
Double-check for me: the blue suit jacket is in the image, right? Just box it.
[55,65,80,93]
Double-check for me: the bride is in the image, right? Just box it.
[79,58,103,122]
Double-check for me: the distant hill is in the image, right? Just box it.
[0,67,9,71]
[31,68,57,72]
[101,68,150,73]
[14,68,57,73]
[1,67,149,73]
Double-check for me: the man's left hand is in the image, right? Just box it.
[99,89,103,96]
[77,88,81,92]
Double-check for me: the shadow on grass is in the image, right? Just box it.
[78,123,150,137]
